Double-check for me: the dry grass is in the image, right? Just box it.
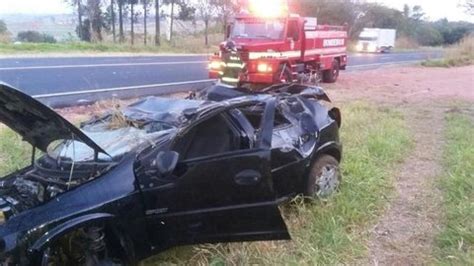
[395,36,420,49]
[0,33,11,44]
[422,35,474,67]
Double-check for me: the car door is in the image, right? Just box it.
[140,99,290,251]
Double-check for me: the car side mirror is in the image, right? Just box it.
[156,151,179,177]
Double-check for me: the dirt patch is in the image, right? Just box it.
[325,65,474,105]
[327,65,474,264]
[367,104,445,265]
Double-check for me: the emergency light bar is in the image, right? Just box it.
[246,0,289,18]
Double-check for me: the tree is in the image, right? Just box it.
[143,0,152,45]
[155,0,161,45]
[411,5,425,21]
[461,0,474,15]
[195,0,216,46]
[162,0,176,41]
[210,0,237,39]
[76,18,92,41]
[85,0,103,42]
[350,3,404,39]
[111,0,116,42]
[118,0,126,42]
[131,0,135,45]
[64,0,85,40]
[0,20,7,35]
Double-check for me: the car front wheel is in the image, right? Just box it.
[305,155,341,199]
[39,226,126,266]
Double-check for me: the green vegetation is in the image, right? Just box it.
[422,35,474,67]
[0,19,11,44]
[143,102,411,265]
[17,30,57,43]
[0,127,31,177]
[297,1,473,47]
[0,33,223,54]
[434,109,474,264]
[0,20,7,35]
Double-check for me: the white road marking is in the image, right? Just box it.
[347,59,422,69]
[33,79,215,98]
[0,61,208,71]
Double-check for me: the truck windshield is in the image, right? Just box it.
[231,19,285,40]
[359,36,377,41]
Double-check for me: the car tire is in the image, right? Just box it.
[305,155,341,199]
[39,227,126,266]
[322,59,340,83]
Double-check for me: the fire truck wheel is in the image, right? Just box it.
[322,59,340,83]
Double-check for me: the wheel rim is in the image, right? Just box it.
[315,165,340,198]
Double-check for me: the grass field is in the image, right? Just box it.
[0,127,31,177]
[0,33,224,55]
[143,102,411,265]
[434,109,474,264]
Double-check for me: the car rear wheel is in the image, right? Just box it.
[322,59,340,83]
[305,155,341,199]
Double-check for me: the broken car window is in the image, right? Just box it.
[175,114,240,160]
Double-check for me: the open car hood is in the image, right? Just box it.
[0,83,108,155]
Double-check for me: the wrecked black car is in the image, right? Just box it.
[0,82,342,265]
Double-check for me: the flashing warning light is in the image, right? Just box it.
[257,62,273,73]
[248,0,289,18]
[209,60,222,70]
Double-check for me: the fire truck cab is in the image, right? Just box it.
[209,1,348,87]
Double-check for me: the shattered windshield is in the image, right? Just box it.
[46,97,204,162]
[231,19,285,40]
[47,124,174,162]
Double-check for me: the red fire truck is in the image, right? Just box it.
[208,0,348,87]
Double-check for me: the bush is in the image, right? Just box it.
[0,20,7,35]
[0,33,11,44]
[422,35,474,67]
[395,35,419,49]
[17,31,57,43]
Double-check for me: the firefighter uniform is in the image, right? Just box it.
[220,43,245,86]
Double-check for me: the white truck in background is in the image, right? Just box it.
[356,28,396,53]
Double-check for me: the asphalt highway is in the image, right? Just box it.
[0,51,442,107]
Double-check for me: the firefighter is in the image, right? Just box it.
[220,41,245,86]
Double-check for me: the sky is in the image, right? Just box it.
[0,0,472,22]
